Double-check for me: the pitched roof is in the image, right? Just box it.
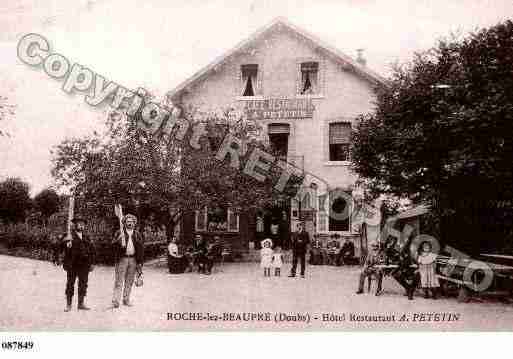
[167,17,387,101]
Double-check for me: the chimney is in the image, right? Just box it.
[356,49,366,66]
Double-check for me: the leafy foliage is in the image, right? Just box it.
[352,20,513,253]
[33,188,60,224]
[51,94,296,238]
[0,177,32,224]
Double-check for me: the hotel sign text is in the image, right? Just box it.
[243,98,315,120]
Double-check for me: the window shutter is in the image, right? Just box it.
[268,123,290,134]
[227,209,239,232]
[318,212,328,232]
[195,207,207,231]
[296,61,302,95]
[256,64,263,95]
[234,63,241,96]
[329,122,351,144]
[317,194,328,233]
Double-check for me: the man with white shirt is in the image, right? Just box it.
[111,214,144,308]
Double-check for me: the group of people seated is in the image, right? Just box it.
[356,236,440,300]
[167,234,222,275]
[308,234,356,266]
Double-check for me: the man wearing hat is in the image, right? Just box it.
[356,242,384,295]
[62,216,96,312]
[288,222,310,278]
[111,214,145,308]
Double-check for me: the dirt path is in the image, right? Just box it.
[1,255,512,330]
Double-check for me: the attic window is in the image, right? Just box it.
[241,64,258,96]
[300,62,319,95]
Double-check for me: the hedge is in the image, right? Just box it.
[0,224,166,265]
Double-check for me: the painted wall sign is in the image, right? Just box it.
[243,98,315,119]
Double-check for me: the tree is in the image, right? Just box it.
[51,92,298,239]
[33,188,60,225]
[0,177,32,224]
[351,20,513,254]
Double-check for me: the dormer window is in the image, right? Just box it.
[241,64,258,96]
[300,61,319,95]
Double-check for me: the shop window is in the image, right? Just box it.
[195,206,239,232]
[328,190,351,232]
[241,64,258,96]
[300,62,319,95]
[329,122,351,161]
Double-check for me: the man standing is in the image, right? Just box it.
[289,222,310,278]
[111,214,144,308]
[63,217,96,312]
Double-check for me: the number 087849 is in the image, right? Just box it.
[2,341,34,350]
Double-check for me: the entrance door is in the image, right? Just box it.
[268,123,290,159]
[254,203,290,249]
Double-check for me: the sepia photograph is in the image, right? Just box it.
[1,0,513,340]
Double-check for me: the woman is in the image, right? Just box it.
[167,236,188,274]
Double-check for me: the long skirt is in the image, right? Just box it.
[168,255,188,274]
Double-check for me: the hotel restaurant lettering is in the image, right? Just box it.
[167,18,387,257]
[244,98,315,120]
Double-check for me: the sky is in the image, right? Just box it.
[1,0,512,195]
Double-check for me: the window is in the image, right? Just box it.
[241,64,258,96]
[328,190,351,232]
[329,122,351,161]
[268,123,290,158]
[195,206,239,232]
[300,62,319,95]
[208,206,228,231]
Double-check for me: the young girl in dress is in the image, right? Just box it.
[272,246,283,276]
[417,241,439,299]
[260,238,273,277]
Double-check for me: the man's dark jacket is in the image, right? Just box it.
[291,230,310,255]
[62,231,96,271]
[341,241,355,257]
[112,229,145,265]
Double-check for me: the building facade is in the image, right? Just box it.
[168,18,385,257]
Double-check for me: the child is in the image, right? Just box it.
[260,238,273,277]
[272,246,283,276]
[417,241,439,299]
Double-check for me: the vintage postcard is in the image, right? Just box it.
[1,0,513,336]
